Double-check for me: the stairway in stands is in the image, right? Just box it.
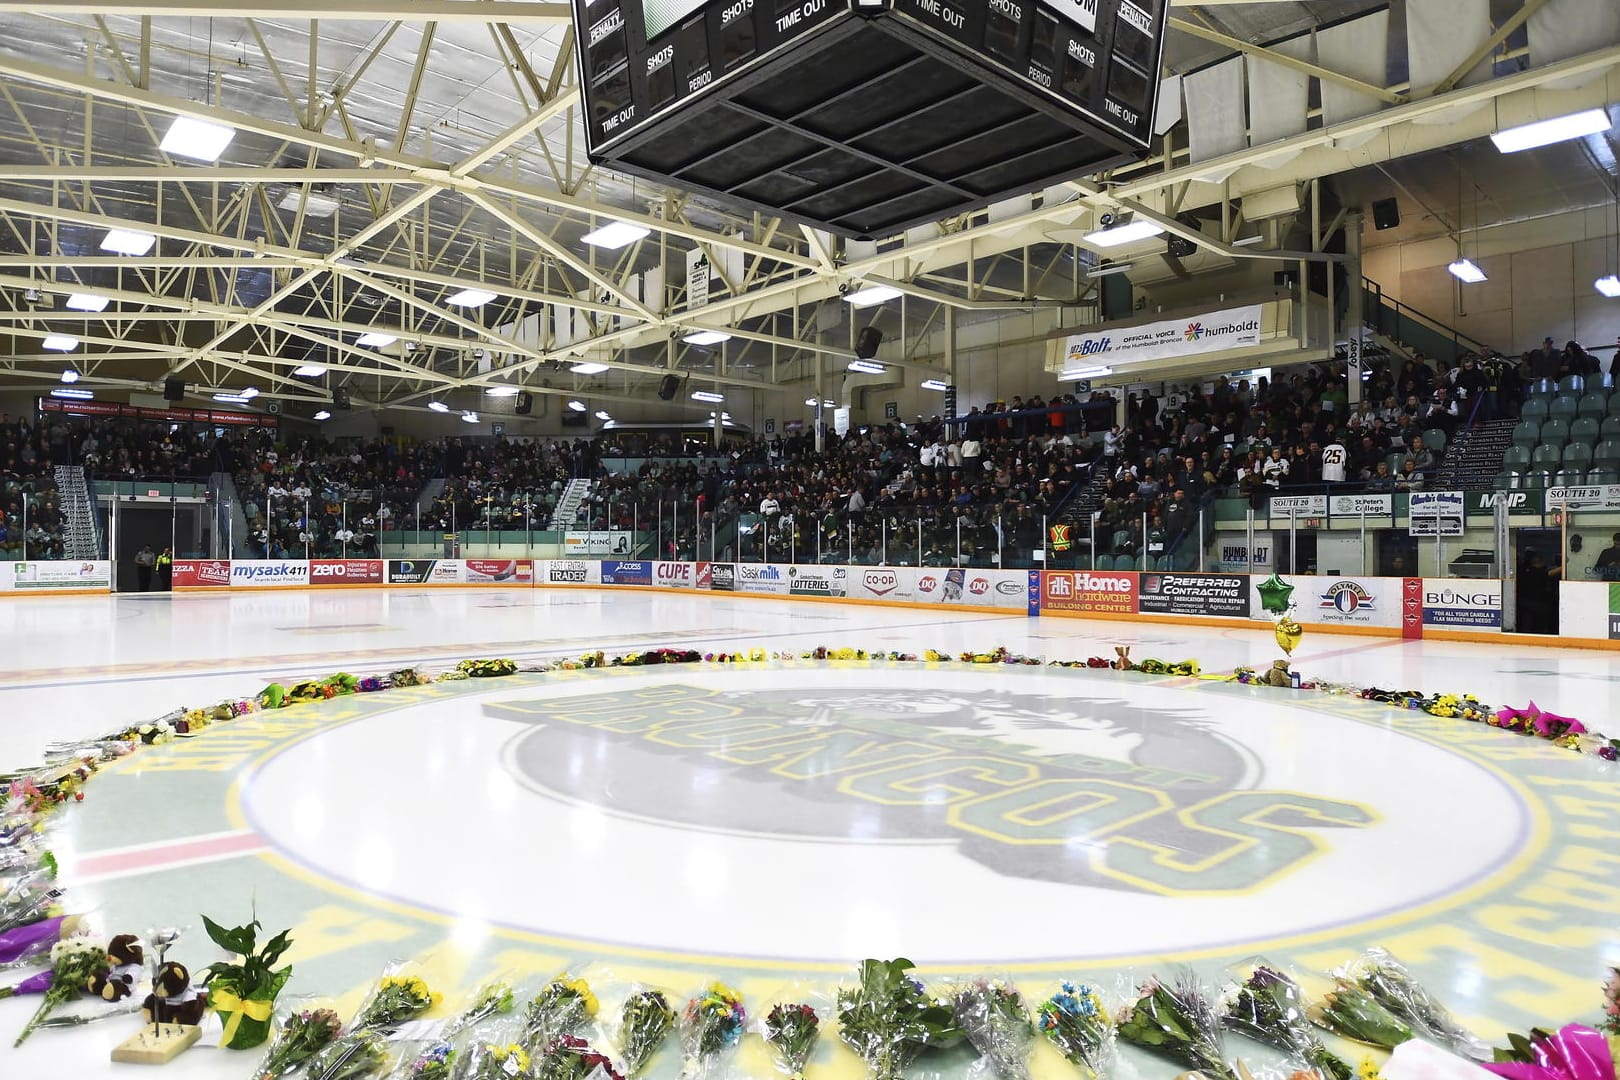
[548,478,594,529]
[54,465,102,559]
[1436,419,1516,489]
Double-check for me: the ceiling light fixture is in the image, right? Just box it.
[50,388,93,400]
[461,411,480,424]
[1447,258,1487,284]
[1595,275,1620,298]
[239,387,260,399]
[42,334,78,351]
[1232,235,1267,247]
[213,393,249,404]
[843,284,903,308]
[1086,262,1134,279]
[159,116,237,162]
[847,360,886,374]
[485,385,521,397]
[446,288,498,307]
[1490,108,1612,153]
[276,188,341,217]
[65,293,110,312]
[1083,218,1165,247]
[313,410,332,421]
[100,228,157,256]
[60,369,79,383]
[1060,365,1114,380]
[805,397,837,407]
[581,221,651,249]
[292,364,326,377]
[570,362,609,375]
[356,332,397,348]
[682,330,733,346]
[594,410,611,421]
[567,400,587,412]
[920,379,948,391]
[427,401,451,413]
[691,390,725,403]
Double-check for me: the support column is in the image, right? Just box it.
[1345,210,1365,407]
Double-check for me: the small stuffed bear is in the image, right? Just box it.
[86,934,145,1001]
[1263,659,1293,687]
[141,962,208,1027]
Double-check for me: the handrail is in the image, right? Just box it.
[1363,279,1494,358]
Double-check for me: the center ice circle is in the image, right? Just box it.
[242,665,1530,965]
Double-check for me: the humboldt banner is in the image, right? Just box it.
[1060,304,1263,369]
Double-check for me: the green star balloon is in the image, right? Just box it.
[1256,573,1295,614]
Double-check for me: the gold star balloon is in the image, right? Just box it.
[1256,573,1295,614]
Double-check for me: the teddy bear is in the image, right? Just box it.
[86,934,145,1001]
[141,962,208,1027]
[1262,659,1293,687]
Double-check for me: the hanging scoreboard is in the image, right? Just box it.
[572,0,1168,238]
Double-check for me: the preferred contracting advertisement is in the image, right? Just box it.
[1138,572,1249,618]
[1061,305,1262,369]
[1041,570,1137,614]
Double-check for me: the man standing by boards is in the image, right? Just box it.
[134,544,156,592]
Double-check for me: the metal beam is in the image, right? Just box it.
[1433,0,1554,95]
[0,1,572,20]
[1167,17,1407,105]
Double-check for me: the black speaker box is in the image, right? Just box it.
[856,326,884,360]
[657,374,681,400]
[1167,235,1198,258]
[163,376,185,402]
[515,392,534,415]
[334,386,352,410]
[1372,197,1401,230]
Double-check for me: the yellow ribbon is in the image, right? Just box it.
[211,989,274,1046]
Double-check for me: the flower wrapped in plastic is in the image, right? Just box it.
[1219,964,1354,1080]
[762,1002,820,1079]
[1035,983,1114,1080]
[251,1006,344,1080]
[451,1042,532,1080]
[1308,985,1412,1050]
[1115,973,1237,1080]
[444,980,516,1042]
[679,982,746,1078]
[951,978,1035,1080]
[305,1030,393,1080]
[535,1034,626,1080]
[1602,969,1620,1036]
[522,976,599,1055]
[617,989,676,1077]
[1487,1024,1616,1080]
[1333,950,1484,1059]
[12,934,106,1046]
[836,958,964,1080]
[0,912,82,969]
[352,972,441,1032]
[399,1041,456,1080]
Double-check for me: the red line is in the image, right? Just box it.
[75,831,265,878]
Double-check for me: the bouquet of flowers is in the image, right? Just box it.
[399,1042,456,1080]
[444,981,516,1041]
[1602,970,1620,1036]
[0,912,81,969]
[0,861,59,937]
[1309,985,1413,1050]
[1220,965,1354,1080]
[251,1007,344,1080]
[618,989,676,1077]
[523,977,600,1054]
[305,1031,393,1080]
[762,1002,820,1078]
[451,1042,532,1080]
[1035,983,1114,1080]
[953,979,1035,1080]
[12,934,107,1046]
[536,1034,626,1080]
[836,958,964,1080]
[353,973,441,1032]
[1335,950,1485,1059]
[1115,973,1237,1080]
[1488,1024,1616,1080]
[680,983,747,1078]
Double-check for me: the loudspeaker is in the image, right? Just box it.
[163,377,185,402]
[334,386,352,410]
[657,374,681,400]
[1371,198,1400,230]
[515,392,533,415]
[856,325,883,360]
[1167,235,1197,258]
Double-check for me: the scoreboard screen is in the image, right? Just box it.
[571,0,1168,237]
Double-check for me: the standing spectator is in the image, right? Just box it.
[1321,435,1347,483]
[1261,447,1290,488]
[134,544,156,591]
[156,547,173,591]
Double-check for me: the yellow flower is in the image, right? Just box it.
[497,1046,531,1072]
[1358,1059,1383,1080]
[565,978,599,1017]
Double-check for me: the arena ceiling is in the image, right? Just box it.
[0,0,1613,418]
